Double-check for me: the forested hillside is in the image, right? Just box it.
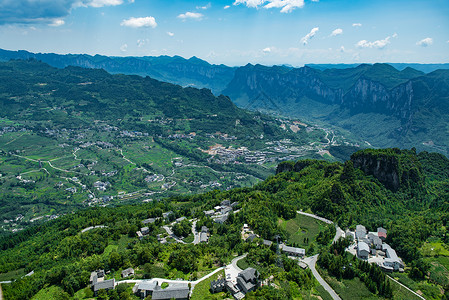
[1,148,448,299]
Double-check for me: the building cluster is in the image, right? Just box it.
[205,200,238,224]
[210,267,260,300]
[93,180,110,191]
[348,225,404,272]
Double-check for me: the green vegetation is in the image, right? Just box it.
[1,147,449,299]
[190,270,226,300]
[0,59,335,235]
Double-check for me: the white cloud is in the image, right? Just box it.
[300,27,319,45]
[330,28,342,36]
[120,16,157,28]
[85,0,124,8]
[233,0,305,13]
[339,46,345,52]
[352,23,362,27]
[416,37,433,47]
[311,0,319,2]
[356,35,395,49]
[233,0,264,8]
[49,19,65,27]
[263,47,271,53]
[224,5,231,9]
[137,39,149,47]
[120,44,128,52]
[167,31,174,37]
[177,12,204,20]
[196,3,211,10]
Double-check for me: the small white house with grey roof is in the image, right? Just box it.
[280,244,305,257]
[356,225,367,240]
[357,241,370,259]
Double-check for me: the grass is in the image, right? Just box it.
[190,270,226,300]
[103,244,118,256]
[388,277,423,300]
[314,284,334,300]
[183,234,194,243]
[236,257,250,270]
[279,213,327,248]
[0,268,25,281]
[31,285,68,300]
[117,235,135,251]
[425,257,449,286]
[421,241,449,257]
[393,273,442,300]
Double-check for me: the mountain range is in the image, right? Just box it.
[1,49,449,155]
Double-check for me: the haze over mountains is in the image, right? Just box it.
[2,48,449,155]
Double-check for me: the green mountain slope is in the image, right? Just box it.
[0,49,236,94]
[1,148,448,299]
[0,60,335,233]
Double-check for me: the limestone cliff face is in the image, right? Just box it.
[224,64,417,131]
[350,149,424,192]
[351,153,401,191]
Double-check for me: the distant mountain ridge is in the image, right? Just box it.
[0,49,235,94]
[223,63,449,154]
[306,63,449,73]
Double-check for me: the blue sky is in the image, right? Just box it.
[0,0,448,66]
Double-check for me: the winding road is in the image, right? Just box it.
[303,255,342,300]
[297,211,343,300]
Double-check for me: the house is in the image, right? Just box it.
[176,216,186,223]
[357,241,370,259]
[90,270,105,285]
[136,231,143,239]
[134,281,159,298]
[163,211,174,220]
[236,268,259,294]
[204,210,215,217]
[210,278,226,293]
[377,227,387,241]
[221,207,232,215]
[231,201,239,208]
[356,225,367,240]
[142,218,156,224]
[201,226,209,233]
[280,244,306,257]
[368,232,382,250]
[152,286,190,300]
[141,227,150,235]
[93,279,115,295]
[246,234,257,243]
[262,239,273,247]
[221,200,231,207]
[200,232,209,243]
[382,244,404,271]
[121,268,134,278]
[214,215,228,224]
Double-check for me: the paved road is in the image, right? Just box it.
[162,225,186,244]
[333,226,345,244]
[192,220,200,245]
[0,283,3,300]
[225,253,247,284]
[117,266,225,291]
[297,211,333,224]
[303,255,342,300]
[80,225,107,233]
